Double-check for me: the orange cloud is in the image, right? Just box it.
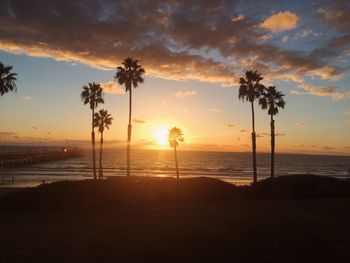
[175,90,197,98]
[100,81,125,95]
[260,11,299,32]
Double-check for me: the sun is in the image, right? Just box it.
[155,128,168,146]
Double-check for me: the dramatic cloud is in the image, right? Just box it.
[0,0,347,89]
[260,12,298,32]
[175,90,197,98]
[133,119,146,124]
[100,81,125,95]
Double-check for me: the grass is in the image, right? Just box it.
[0,175,349,262]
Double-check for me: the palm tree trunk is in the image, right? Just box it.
[126,88,132,177]
[99,131,104,180]
[174,145,179,179]
[251,101,257,183]
[270,115,275,179]
[91,108,96,180]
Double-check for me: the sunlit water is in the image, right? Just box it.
[0,147,349,187]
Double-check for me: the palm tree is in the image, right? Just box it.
[168,127,184,179]
[94,109,113,180]
[0,62,17,96]
[259,86,285,179]
[115,57,145,177]
[238,70,264,183]
[81,82,104,180]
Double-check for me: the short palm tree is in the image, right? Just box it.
[259,86,285,179]
[94,109,113,180]
[81,82,104,180]
[168,127,184,179]
[115,57,145,177]
[238,70,264,183]
[0,62,17,96]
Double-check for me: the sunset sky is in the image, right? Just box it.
[0,0,349,155]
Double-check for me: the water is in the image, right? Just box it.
[0,147,349,187]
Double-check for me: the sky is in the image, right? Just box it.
[0,0,349,155]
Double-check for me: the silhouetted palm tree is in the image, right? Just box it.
[81,83,104,180]
[94,109,113,180]
[115,57,145,177]
[0,62,17,96]
[238,70,264,183]
[168,127,184,179]
[259,86,285,179]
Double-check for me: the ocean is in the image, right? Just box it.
[0,146,349,187]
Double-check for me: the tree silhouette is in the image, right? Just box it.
[94,109,113,179]
[115,57,145,177]
[0,62,17,96]
[81,83,104,180]
[168,127,184,179]
[238,70,264,183]
[259,86,285,178]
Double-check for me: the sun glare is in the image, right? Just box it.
[155,128,168,146]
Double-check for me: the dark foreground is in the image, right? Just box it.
[0,175,350,262]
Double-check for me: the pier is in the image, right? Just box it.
[0,147,82,168]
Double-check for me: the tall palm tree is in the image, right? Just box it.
[94,109,113,180]
[81,82,104,180]
[0,62,17,96]
[115,57,145,177]
[168,127,184,179]
[259,86,285,179]
[238,70,264,183]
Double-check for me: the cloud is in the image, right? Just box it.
[294,29,320,39]
[240,129,248,133]
[345,120,350,125]
[256,132,268,138]
[32,126,38,131]
[21,96,32,100]
[227,124,235,128]
[210,108,223,113]
[343,111,350,116]
[260,12,299,32]
[282,35,289,43]
[100,81,125,95]
[231,14,245,22]
[290,90,304,95]
[0,0,345,89]
[296,121,308,127]
[275,132,286,136]
[298,83,350,100]
[175,90,197,98]
[0,132,18,139]
[133,118,146,124]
